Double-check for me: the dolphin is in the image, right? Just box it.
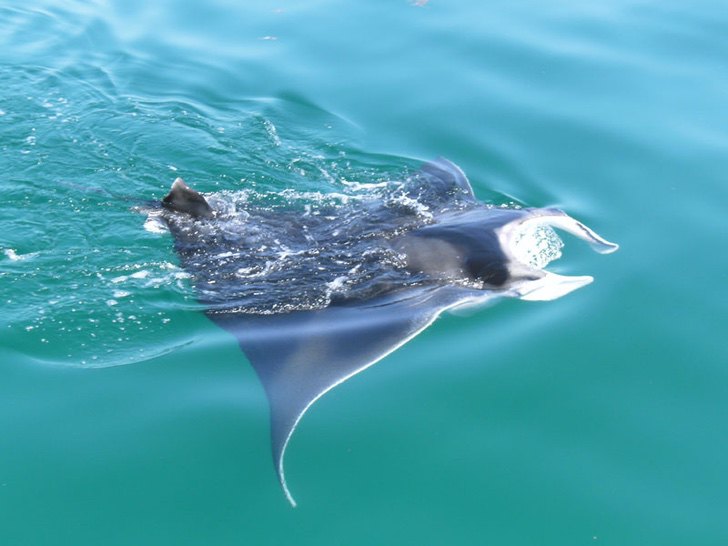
[155,159,617,505]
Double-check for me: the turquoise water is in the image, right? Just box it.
[1,1,727,544]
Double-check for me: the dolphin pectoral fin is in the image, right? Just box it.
[415,157,477,202]
[207,286,474,506]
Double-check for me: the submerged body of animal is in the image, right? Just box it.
[153,159,618,505]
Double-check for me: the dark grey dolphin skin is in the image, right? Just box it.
[162,178,214,219]
[158,159,618,505]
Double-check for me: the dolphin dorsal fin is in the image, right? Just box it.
[162,178,214,219]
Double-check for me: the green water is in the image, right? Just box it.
[2,1,727,544]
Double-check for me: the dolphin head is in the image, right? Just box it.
[495,207,619,301]
[395,207,618,301]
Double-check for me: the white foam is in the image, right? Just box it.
[510,224,563,270]
[326,276,348,292]
[4,248,38,261]
[143,213,168,234]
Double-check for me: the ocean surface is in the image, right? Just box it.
[1,1,727,544]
